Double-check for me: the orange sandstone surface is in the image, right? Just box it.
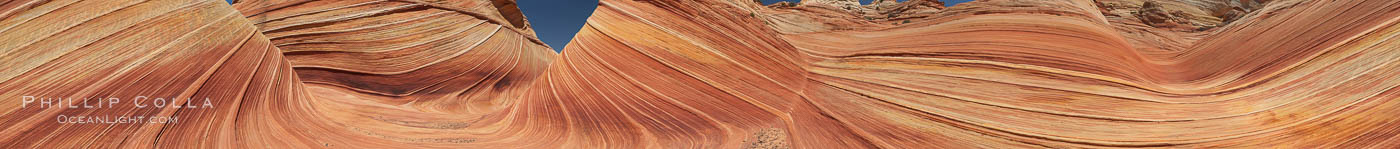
[3,0,1400,148]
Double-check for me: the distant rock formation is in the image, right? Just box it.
[1097,0,1268,31]
[766,1,798,8]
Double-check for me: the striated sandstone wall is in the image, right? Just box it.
[2,0,1400,148]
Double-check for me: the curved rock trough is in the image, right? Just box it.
[2,0,1399,148]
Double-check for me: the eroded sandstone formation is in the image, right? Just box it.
[3,0,1400,148]
[229,0,555,118]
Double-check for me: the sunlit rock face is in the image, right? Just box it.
[545,0,1400,147]
[3,0,1400,148]
[0,0,305,147]
[229,0,555,115]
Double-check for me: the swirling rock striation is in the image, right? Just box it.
[3,0,1400,148]
[0,0,307,147]
[230,0,555,115]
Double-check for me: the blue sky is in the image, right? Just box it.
[517,0,598,52]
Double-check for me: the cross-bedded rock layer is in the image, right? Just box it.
[2,0,1399,148]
